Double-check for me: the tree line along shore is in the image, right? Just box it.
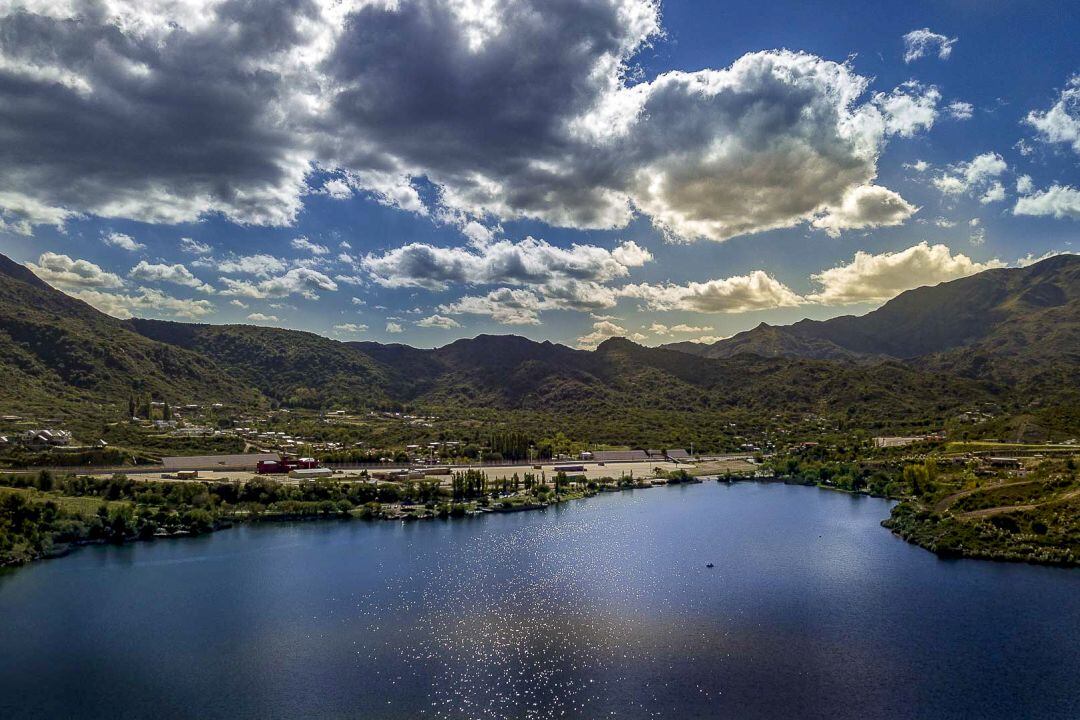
[3,440,1078,569]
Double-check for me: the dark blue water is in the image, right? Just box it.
[2,482,1078,719]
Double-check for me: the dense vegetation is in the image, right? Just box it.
[2,252,1078,449]
[883,457,1079,565]
[0,465,658,567]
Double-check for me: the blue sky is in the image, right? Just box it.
[0,0,1076,348]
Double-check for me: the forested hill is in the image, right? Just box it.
[0,251,1076,437]
[665,254,1080,364]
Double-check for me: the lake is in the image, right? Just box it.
[1,481,1078,719]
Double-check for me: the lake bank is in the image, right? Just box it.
[3,481,1078,720]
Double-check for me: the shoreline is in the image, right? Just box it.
[4,475,1077,572]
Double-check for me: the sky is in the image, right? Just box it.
[0,0,1077,349]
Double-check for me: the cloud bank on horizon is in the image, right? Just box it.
[1,0,1077,348]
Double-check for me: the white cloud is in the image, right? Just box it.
[229,299,248,309]
[201,254,288,277]
[1025,75,1080,154]
[102,231,144,252]
[946,100,974,120]
[290,237,330,255]
[385,321,403,334]
[811,184,918,236]
[129,261,213,292]
[1016,175,1034,195]
[416,314,461,329]
[179,237,212,255]
[621,271,803,313]
[27,252,124,289]
[220,267,338,300]
[807,241,1005,305]
[979,182,1005,204]
[333,323,368,334]
[687,335,727,344]
[905,160,930,172]
[440,288,543,325]
[874,81,941,137]
[246,313,280,323]
[670,324,711,334]
[71,287,215,319]
[969,227,986,246]
[610,241,653,267]
[576,320,645,350]
[0,191,76,235]
[362,237,650,291]
[0,2,923,247]
[932,152,1007,197]
[902,28,958,63]
[321,179,353,200]
[1013,184,1080,219]
[1016,250,1074,267]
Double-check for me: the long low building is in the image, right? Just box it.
[591,450,650,463]
[162,453,280,471]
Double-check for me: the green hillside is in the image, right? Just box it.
[0,255,260,421]
[1,252,1077,444]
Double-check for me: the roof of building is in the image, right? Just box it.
[665,448,691,459]
[591,450,649,462]
[162,453,279,470]
[289,467,334,477]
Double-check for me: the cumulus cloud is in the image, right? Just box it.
[1013,185,1080,219]
[621,271,803,313]
[1016,175,1034,195]
[440,288,544,325]
[646,322,714,337]
[416,314,461,329]
[932,152,1007,197]
[577,320,645,350]
[385,321,403,334]
[874,81,941,137]
[807,242,1005,305]
[333,323,368,334]
[0,0,314,229]
[946,101,974,120]
[70,287,215,319]
[362,237,651,292]
[129,261,213,292]
[27,252,124,289]
[811,184,918,236]
[0,1,923,246]
[902,28,957,63]
[1024,75,1080,154]
[200,254,288,277]
[102,232,144,252]
[290,237,329,255]
[179,237,212,255]
[1016,250,1075,267]
[246,313,280,323]
[221,267,338,300]
[979,182,1005,205]
[0,191,76,235]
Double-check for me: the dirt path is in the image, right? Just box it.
[954,488,1080,520]
[933,479,1037,513]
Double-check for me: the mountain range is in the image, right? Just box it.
[1,251,1077,442]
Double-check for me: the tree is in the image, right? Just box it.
[36,469,54,492]
[163,401,172,421]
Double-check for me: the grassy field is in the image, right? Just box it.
[0,486,130,517]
